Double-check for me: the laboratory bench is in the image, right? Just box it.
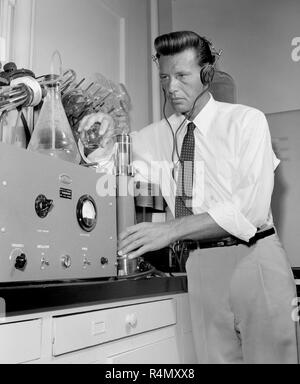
[0,275,196,364]
[0,275,188,317]
[0,270,299,364]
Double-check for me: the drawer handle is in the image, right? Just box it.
[125,313,138,329]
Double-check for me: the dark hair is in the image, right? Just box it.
[154,31,216,67]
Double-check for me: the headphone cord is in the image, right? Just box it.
[163,85,211,179]
[163,93,187,178]
[162,84,212,216]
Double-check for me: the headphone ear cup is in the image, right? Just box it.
[200,65,215,85]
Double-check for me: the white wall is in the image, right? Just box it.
[169,0,300,114]
[158,0,173,36]
[31,0,152,132]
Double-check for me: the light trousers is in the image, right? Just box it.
[186,234,299,364]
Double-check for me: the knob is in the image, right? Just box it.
[101,257,109,266]
[15,254,27,271]
[138,260,152,273]
[3,62,17,73]
[126,313,138,329]
[35,195,54,218]
[61,255,72,269]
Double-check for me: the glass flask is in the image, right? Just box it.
[28,75,81,164]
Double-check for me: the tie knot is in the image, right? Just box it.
[187,122,196,134]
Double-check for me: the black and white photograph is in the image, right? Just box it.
[0,0,299,366]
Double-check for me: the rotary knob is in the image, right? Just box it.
[126,313,138,329]
[15,254,27,271]
[101,257,109,266]
[61,255,72,269]
[35,195,54,218]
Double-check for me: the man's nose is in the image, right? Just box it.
[167,77,179,95]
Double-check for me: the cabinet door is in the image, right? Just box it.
[0,319,42,364]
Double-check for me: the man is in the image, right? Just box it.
[79,31,299,364]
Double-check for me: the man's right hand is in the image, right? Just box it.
[78,112,116,151]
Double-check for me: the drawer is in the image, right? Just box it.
[106,327,180,364]
[0,319,42,363]
[53,299,177,356]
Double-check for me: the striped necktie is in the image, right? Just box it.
[175,122,196,218]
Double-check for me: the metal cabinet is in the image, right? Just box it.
[0,319,42,364]
[0,293,196,364]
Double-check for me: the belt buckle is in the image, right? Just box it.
[221,237,239,247]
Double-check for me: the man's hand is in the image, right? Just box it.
[78,112,115,149]
[118,222,175,260]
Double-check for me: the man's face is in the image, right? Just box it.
[159,48,204,115]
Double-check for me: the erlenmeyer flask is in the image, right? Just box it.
[28,75,81,164]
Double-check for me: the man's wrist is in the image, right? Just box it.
[167,218,185,244]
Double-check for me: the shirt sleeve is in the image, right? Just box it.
[207,110,277,242]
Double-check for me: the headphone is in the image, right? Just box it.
[200,44,223,86]
[200,63,216,86]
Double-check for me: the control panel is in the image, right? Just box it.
[0,143,118,282]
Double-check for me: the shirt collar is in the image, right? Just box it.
[190,93,216,137]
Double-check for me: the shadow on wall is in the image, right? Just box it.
[267,109,300,267]
[210,71,237,104]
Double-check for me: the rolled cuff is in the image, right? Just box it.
[207,202,257,242]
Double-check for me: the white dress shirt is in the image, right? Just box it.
[130,95,279,242]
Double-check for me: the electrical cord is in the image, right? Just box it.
[163,85,212,215]
[163,85,211,177]
[19,109,31,147]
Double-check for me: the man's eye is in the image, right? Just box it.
[160,76,168,82]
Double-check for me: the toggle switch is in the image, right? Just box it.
[83,258,92,268]
[61,255,72,269]
[41,258,50,270]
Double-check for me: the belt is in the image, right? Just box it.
[179,227,276,251]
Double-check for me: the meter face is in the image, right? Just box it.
[82,200,96,220]
[77,195,98,232]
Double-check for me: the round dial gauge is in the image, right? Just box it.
[76,195,98,232]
